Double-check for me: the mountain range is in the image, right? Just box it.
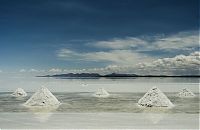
[37,73,200,78]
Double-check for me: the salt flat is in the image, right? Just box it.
[0,77,199,129]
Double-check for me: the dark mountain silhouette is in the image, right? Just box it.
[37,73,200,78]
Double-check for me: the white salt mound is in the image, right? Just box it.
[93,88,110,98]
[81,83,88,87]
[24,87,60,107]
[138,87,174,108]
[178,88,195,98]
[12,88,27,97]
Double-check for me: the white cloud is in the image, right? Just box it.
[87,65,136,74]
[57,49,155,66]
[29,69,39,72]
[92,31,199,52]
[19,69,26,72]
[18,69,45,73]
[94,37,147,49]
[152,31,199,51]
[137,51,200,75]
[84,50,154,65]
[60,65,136,75]
[49,68,63,73]
[57,49,81,59]
[0,70,2,73]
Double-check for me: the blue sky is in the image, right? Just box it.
[0,0,199,75]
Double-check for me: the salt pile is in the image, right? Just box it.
[178,88,195,98]
[24,87,60,107]
[93,88,110,98]
[81,83,88,87]
[11,88,27,97]
[138,87,174,108]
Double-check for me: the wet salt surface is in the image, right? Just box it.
[0,92,199,113]
[0,92,199,129]
[0,113,199,129]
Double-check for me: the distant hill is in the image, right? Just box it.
[103,73,138,77]
[37,73,137,78]
[37,73,200,78]
[39,73,101,78]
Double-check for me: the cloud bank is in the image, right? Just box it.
[14,51,199,76]
[56,51,200,75]
[137,51,200,75]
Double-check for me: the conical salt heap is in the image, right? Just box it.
[93,88,110,98]
[12,88,27,97]
[178,88,195,98]
[138,87,174,108]
[24,87,60,107]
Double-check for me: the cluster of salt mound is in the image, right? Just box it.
[178,88,195,98]
[138,87,174,108]
[93,88,110,98]
[12,88,27,97]
[24,87,60,107]
[17,85,194,109]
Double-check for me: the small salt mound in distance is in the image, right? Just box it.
[81,83,88,87]
[178,88,195,98]
[24,87,60,107]
[11,88,27,97]
[93,88,110,98]
[138,86,174,108]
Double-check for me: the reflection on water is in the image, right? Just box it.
[26,106,59,122]
[33,112,53,122]
[141,108,171,124]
